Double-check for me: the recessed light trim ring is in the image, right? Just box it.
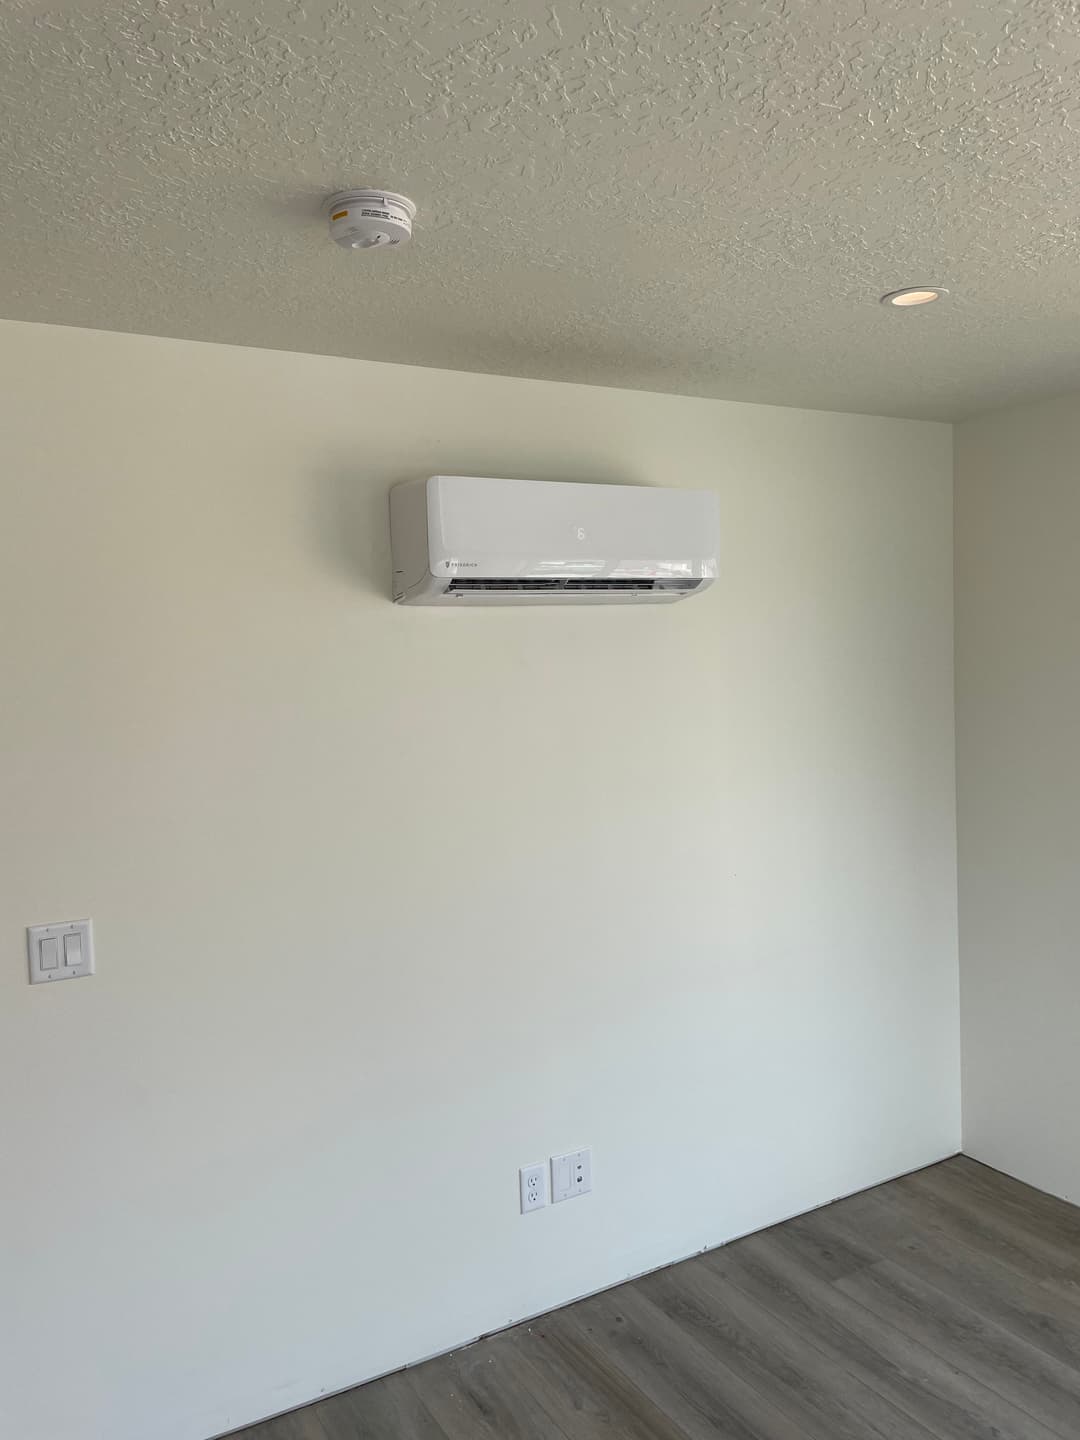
[881,286,949,307]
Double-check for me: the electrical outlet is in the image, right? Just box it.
[519,1162,548,1214]
[551,1147,592,1203]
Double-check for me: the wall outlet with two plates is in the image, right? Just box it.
[519,1147,592,1213]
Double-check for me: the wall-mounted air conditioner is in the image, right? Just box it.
[390,475,719,605]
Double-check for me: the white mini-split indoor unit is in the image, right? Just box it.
[389,474,720,605]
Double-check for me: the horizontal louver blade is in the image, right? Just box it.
[445,577,700,593]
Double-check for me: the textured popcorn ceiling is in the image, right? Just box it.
[2,0,1080,419]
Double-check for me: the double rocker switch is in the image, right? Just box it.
[39,931,81,970]
[28,920,94,984]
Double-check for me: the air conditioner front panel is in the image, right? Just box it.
[390,475,719,605]
[427,474,713,580]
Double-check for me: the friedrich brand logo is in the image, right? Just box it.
[445,560,477,567]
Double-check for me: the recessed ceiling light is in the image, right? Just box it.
[880,286,948,307]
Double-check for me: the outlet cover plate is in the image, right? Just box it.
[27,919,94,984]
[519,1162,548,1214]
[551,1147,592,1203]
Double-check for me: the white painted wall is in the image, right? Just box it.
[0,319,960,1440]
[956,392,1080,1204]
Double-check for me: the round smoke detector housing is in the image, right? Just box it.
[326,189,416,250]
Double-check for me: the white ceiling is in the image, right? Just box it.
[3,0,1080,420]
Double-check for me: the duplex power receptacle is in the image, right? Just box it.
[519,1162,548,1213]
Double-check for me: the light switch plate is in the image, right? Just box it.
[551,1147,593,1203]
[27,919,94,984]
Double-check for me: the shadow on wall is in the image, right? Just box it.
[308,464,400,597]
[308,461,646,598]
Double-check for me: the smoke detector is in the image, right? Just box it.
[326,190,416,251]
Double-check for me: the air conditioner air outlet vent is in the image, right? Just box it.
[445,577,700,594]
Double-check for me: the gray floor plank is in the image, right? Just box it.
[836,1254,1080,1439]
[701,1231,1000,1440]
[404,1341,568,1440]
[314,1370,449,1440]
[828,1185,1080,1370]
[898,1165,1080,1288]
[638,1257,925,1440]
[515,1311,689,1440]
[779,1212,1067,1440]
[881,1171,1080,1309]
[950,1157,1080,1244]
[233,1405,332,1440]
[229,1158,1080,1440]
[565,1281,816,1440]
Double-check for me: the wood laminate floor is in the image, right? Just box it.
[233,1156,1080,1440]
